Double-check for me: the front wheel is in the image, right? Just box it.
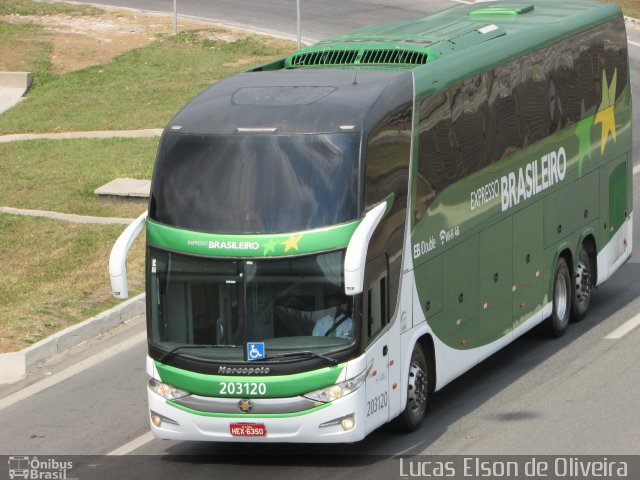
[544,257,572,337]
[395,343,430,432]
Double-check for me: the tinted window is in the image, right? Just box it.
[417,18,628,199]
[551,41,581,125]
[451,74,490,172]
[365,103,412,211]
[574,27,604,113]
[150,133,360,234]
[489,61,523,161]
[418,91,458,193]
[603,17,628,100]
[363,254,388,343]
[519,50,550,144]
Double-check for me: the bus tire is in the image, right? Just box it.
[571,244,593,322]
[396,343,430,432]
[544,257,571,337]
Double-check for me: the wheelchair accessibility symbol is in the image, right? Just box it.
[247,342,265,361]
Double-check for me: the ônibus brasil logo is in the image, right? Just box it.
[8,456,73,479]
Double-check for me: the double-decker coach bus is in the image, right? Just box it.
[110,0,632,442]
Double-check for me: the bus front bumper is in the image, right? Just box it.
[147,388,367,443]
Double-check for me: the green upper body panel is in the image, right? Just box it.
[284,0,621,78]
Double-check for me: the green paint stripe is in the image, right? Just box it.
[147,220,360,257]
[167,399,331,418]
[469,8,527,17]
[155,361,345,398]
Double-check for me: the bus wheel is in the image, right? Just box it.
[544,257,571,337]
[397,344,429,432]
[571,245,592,322]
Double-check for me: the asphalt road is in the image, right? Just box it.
[0,1,639,478]
[76,0,459,41]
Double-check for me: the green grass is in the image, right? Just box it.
[0,137,158,218]
[0,214,145,352]
[0,21,55,87]
[0,0,103,16]
[0,32,293,134]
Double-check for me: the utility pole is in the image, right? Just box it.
[173,0,178,35]
[296,0,301,49]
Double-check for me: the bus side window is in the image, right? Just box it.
[365,103,412,211]
[603,17,628,100]
[364,254,388,342]
[519,51,550,144]
[418,91,458,193]
[450,74,490,174]
[367,278,387,339]
[488,62,523,162]
[574,27,604,113]
[552,41,581,125]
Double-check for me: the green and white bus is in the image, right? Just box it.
[110,0,632,442]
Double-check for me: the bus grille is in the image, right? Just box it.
[288,48,428,67]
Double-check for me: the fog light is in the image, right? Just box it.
[150,410,179,427]
[341,417,356,431]
[319,413,355,430]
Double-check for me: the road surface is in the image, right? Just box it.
[0,1,639,478]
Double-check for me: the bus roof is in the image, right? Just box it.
[167,69,412,136]
[167,0,622,136]
[285,0,621,73]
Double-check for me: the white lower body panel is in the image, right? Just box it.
[147,387,367,443]
[597,212,633,285]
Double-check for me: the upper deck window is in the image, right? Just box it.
[150,132,360,234]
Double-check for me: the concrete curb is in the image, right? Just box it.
[0,206,135,225]
[0,72,33,115]
[0,72,32,90]
[0,293,145,385]
[0,128,163,143]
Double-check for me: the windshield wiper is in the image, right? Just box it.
[253,351,338,365]
[159,344,239,363]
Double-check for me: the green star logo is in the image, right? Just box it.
[262,239,278,256]
[594,68,618,155]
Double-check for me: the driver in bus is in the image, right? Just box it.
[312,294,353,338]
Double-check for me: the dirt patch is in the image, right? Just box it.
[0,7,248,73]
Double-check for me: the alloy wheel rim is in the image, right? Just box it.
[407,361,427,419]
[555,271,568,321]
[575,259,591,309]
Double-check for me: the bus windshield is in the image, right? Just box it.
[148,248,356,362]
[149,132,360,234]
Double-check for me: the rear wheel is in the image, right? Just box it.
[544,257,572,337]
[571,244,593,322]
[396,343,430,432]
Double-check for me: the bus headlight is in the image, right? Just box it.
[148,377,189,400]
[303,365,370,403]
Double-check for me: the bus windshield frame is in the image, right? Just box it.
[147,247,358,363]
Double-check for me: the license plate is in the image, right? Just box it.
[229,423,266,437]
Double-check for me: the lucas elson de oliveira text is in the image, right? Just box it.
[399,457,628,477]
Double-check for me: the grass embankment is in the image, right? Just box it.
[0,8,293,133]
[0,215,145,353]
[0,1,295,352]
[0,138,157,218]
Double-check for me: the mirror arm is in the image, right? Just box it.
[344,201,387,295]
[109,211,148,299]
